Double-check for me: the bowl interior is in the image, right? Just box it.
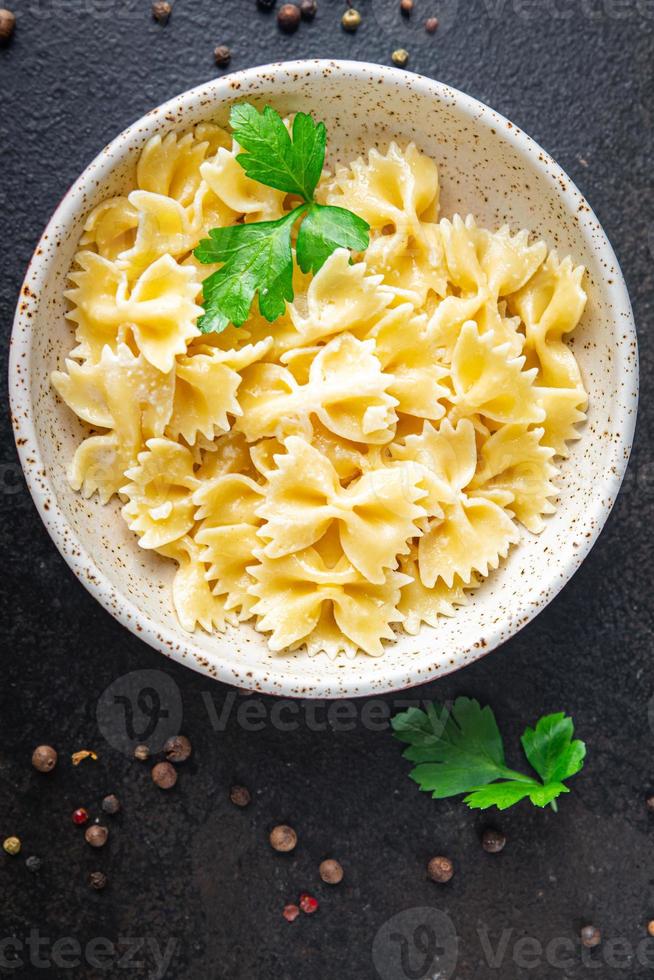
[11,61,637,697]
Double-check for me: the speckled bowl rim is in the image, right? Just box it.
[10,59,638,698]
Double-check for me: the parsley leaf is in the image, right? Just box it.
[195,208,303,333]
[521,713,586,784]
[392,698,586,813]
[230,104,326,201]
[194,103,370,333]
[296,204,370,274]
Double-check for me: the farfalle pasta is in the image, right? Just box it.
[52,123,589,659]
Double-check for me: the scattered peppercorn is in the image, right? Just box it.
[300,0,317,17]
[101,794,121,816]
[3,837,21,856]
[134,744,150,761]
[89,871,108,891]
[580,925,601,948]
[319,859,344,884]
[269,824,297,852]
[646,794,654,812]
[0,8,15,41]
[152,761,178,789]
[257,0,276,7]
[230,785,251,807]
[481,829,506,854]
[424,15,439,32]
[31,745,57,773]
[400,0,413,14]
[152,0,171,23]
[648,921,654,938]
[283,903,300,922]
[85,824,109,849]
[341,7,361,30]
[392,48,410,67]
[427,855,454,883]
[25,856,42,873]
[214,45,231,67]
[72,808,89,826]
[277,3,301,31]
[164,735,192,763]
[299,893,319,914]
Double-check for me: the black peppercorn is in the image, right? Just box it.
[580,925,601,948]
[152,1,171,23]
[85,824,109,849]
[482,829,506,853]
[257,0,276,7]
[25,856,42,873]
[427,856,454,883]
[277,3,301,31]
[89,871,108,891]
[646,794,654,812]
[300,0,317,18]
[269,825,297,852]
[152,761,178,789]
[214,45,231,67]
[101,794,121,816]
[0,8,15,41]
[32,745,57,773]
[164,735,192,763]
[230,785,251,807]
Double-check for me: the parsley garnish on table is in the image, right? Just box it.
[194,104,370,334]
[392,698,586,812]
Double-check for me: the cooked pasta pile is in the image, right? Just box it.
[52,122,588,657]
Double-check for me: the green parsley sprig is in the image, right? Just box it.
[392,697,586,812]
[194,104,370,334]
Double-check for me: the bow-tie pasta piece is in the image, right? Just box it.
[370,305,450,419]
[398,552,477,634]
[168,338,272,445]
[508,251,587,390]
[440,216,547,298]
[257,436,426,583]
[121,438,199,549]
[137,126,229,207]
[450,321,545,426]
[52,343,175,502]
[199,145,287,224]
[534,385,588,457]
[470,424,558,532]
[65,251,128,361]
[309,334,399,444]
[117,191,199,280]
[79,198,138,262]
[158,537,229,633]
[390,418,477,513]
[248,546,409,656]
[289,249,394,344]
[194,474,265,619]
[118,255,203,372]
[323,142,447,304]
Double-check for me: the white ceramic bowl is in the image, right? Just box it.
[10,60,638,698]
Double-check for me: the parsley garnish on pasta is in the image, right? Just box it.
[194,104,370,334]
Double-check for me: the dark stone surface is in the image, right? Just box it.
[1,1,652,978]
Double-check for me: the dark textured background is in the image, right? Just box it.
[1,1,653,978]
